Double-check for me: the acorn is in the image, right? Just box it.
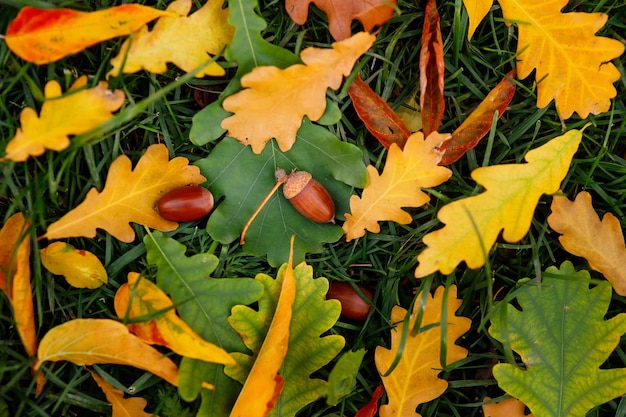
[326,281,373,321]
[276,168,335,223]
[157,186,214,222]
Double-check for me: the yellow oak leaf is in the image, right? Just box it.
[548,191,626,295]
[415,129,582,278]
[0,213,36,358]
[45,144,206,243]
[343,131,452,241]
[35,318,179,387]
[114,272,235,366]
[5,4,171,64]
[462,0,493,40]
[221,31,376,154]
[375,285,471,417]
[483,396,534,417]
[498,0,624,119]
[40,242,107,289]
[1,76,125,162]
[109,0,233,78]
[90,371,155,417]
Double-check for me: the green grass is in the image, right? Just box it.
[1,0,626,416]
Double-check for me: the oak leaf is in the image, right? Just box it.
[420,0,445,137]
[343,131,452,241]
[2,76,125,162]
[483,397,533,417]
[221,32,375,154]
[109,0,233,78]
[462,0,492,40]
[548,191,626,296]
[45,144,206,242]
[375,285,471,417]
[5,4,171,64]
[285,0,396,41]
[114,272,235,366]
[40,242,107,289]
[90,371,155,417]
[415,129,582,277]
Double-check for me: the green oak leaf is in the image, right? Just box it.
[144,231,264,416]
[226,260,345,417]
[326,349,366,405]
[196,120,367,266]
[490,261,626,417]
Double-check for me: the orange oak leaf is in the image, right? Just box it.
[35,318,179,387]
[109,0,233,78]
[438,69,516,165]
[40,242,107,289]
[114,272,235,365]
[348,75,411,149]
[462,0,492,40]
[1,76,124,162]
[0,213,36,358]
[229,236,297,417]
[221,32,375,154]
[90,371,155,417]
[483,396,534,417]
[375,285,471,417]
[44,144,206,243]
[343,131,452,241]
[286,0,396,41]
[5,5,171,64]
[420,0,445,137]
[548,191,626,295]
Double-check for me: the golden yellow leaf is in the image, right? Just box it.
[483,396,533,417]
[114,272,235,366]
[1,76,124,162]
[221,32,376,154]
[343,131,451,241]
[45,144,206,243]
[109,0,233,78]
[462,0,493,40]
[498,0,624,119]
[5,4,171,64]
[375,285,471,417]
[548,191,626,296]
[0,213,37,358]
[90,371,156,417]
[415,129,582,277]
[40,242,107,289]
[229,236,297,417]
[35,318,179,387]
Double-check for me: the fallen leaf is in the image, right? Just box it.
[483,396,533,417]
[462,0,493,40]
[90,371,155,417]
[326,349,366,405]
[395,94,422,133]
[114,272,235,365]
[40,242,107,289]
[1,76,125,162]
[45,144,206,242]
[35,318,179,387]
[355,384,385,417]
[221,32,375,154]
[285,0,396,41]
[415,129,582,277]
[343,131,452,241]
[5,4,171,64]
[109,0,233,78]
[420,0,445,137]
[348,75,411,149]
[375,285,471,417]
[548,191,626,296]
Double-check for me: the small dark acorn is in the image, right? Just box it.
[157,186,214,222]
[275,168,335,223]
[326,281,373,321]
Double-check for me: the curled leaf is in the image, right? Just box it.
[420,0,445,137]
[40,242,107,289]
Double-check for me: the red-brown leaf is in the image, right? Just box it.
[355,384,385,417]
[420,0,445,137]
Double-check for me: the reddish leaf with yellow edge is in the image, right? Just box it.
[221,32,375,154]
[5,5,171,64]
[483,396,534,417]
[40,242,107,289]
[343,131,452,241]
[229,236,297,417]
[438,69,516,165]
[420,0,445,137]
[1,76,124,162]
[548,191,626,296]
[348,75,411,149]
[35,318,179,387]
[374,285,471,417]
[44,144,206,243]
[109,0,234,78]
[0,213,36,358]
[285,0,396,41]
[114,272,235,365]
[90,371,155,417]
[355,384,385,417]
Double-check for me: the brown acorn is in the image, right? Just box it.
[276,169,335,223]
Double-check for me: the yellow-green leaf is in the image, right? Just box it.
[40,242,107,289]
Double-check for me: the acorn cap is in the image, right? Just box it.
[282,171,312,199]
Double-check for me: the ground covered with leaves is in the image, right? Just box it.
[1,0,625,416]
